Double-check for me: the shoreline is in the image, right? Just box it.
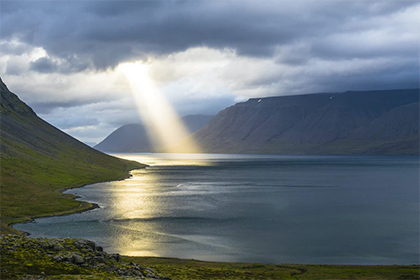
[10,202,101,237]
[7,157,419,269]
[2,234,419,280]
[5,169,141,235]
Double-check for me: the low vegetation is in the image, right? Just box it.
[0,147,143,233]
[1,79,418,279]
[124,257,420,280]
[1,234,418,280]
[0,78,146,233]
[0,128,145,233]
[0,234,170,279]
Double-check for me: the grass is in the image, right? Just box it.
[0,146,144,233]
[0,235,139,279]
[2,235,418,280]
[124,257,420,280]
[0,83,146,233]
[1,81,419,279]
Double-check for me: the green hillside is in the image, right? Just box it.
[0,77,146,233]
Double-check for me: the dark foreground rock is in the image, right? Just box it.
[0,234,171,279]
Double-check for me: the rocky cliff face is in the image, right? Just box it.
[193,89,419,155]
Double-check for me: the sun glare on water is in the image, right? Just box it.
[118,61,201,154]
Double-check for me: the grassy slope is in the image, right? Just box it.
[1,80,418,279]
[0,78,146,233]
[1,235,418,279]
[123,257,419,280]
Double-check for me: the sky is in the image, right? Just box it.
[1,0,419,145]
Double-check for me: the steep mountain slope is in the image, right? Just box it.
[326,102,419,155]
[0,77,146,232]
[193,89,419,155]
[182,114,215,134]
[95,124,151,152]
[95,114,213,152]
[347,102,419,141]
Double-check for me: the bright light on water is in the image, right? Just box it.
[118,62,201,154]
[13,154,420,264]
[104,168,163,257]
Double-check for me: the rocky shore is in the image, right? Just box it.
[1,234,419,280]
[0,234,171,279]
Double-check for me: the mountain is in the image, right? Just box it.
[0,77,145,232]
[182,114,215,133]
[94,124,151,152]
[94,114,214,153]
[192,89,419,155]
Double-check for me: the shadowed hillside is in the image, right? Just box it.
[95,115,214,153]
[193,89,419,155]
[95,124,152,152]
[0,77,146,233]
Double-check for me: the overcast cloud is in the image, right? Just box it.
[0,0,419,144]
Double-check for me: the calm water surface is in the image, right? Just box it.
[15,154,419,264]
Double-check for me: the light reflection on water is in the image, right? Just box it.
[14,154,420,264]
[105,154,234,257]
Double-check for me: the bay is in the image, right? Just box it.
[14,154,419,264]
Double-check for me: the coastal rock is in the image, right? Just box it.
[109,253,122,262]
[52,254,65,262]
[72,254,84,264]
[53,245,64,251]
[104,264,119,272]
[73,239,96,251]
[0,235,171,279]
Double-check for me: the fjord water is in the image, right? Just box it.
[15,154,419,264]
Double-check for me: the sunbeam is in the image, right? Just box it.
[118,61,201,153]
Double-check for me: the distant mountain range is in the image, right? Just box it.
[94,114,214,152]
[192,89,419,155]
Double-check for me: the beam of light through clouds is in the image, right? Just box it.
[0,0,418,144]
[118,62,201,153]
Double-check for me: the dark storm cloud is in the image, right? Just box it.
[48,116,100,130]
[1,0,418,143]
[2,0,417,70]
[29,100,90,114]
[1,0,419,103]
[310,66,419,93]
[30,57,57,73]
[29,56,90,74]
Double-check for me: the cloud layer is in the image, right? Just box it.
[1,0,419,143]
